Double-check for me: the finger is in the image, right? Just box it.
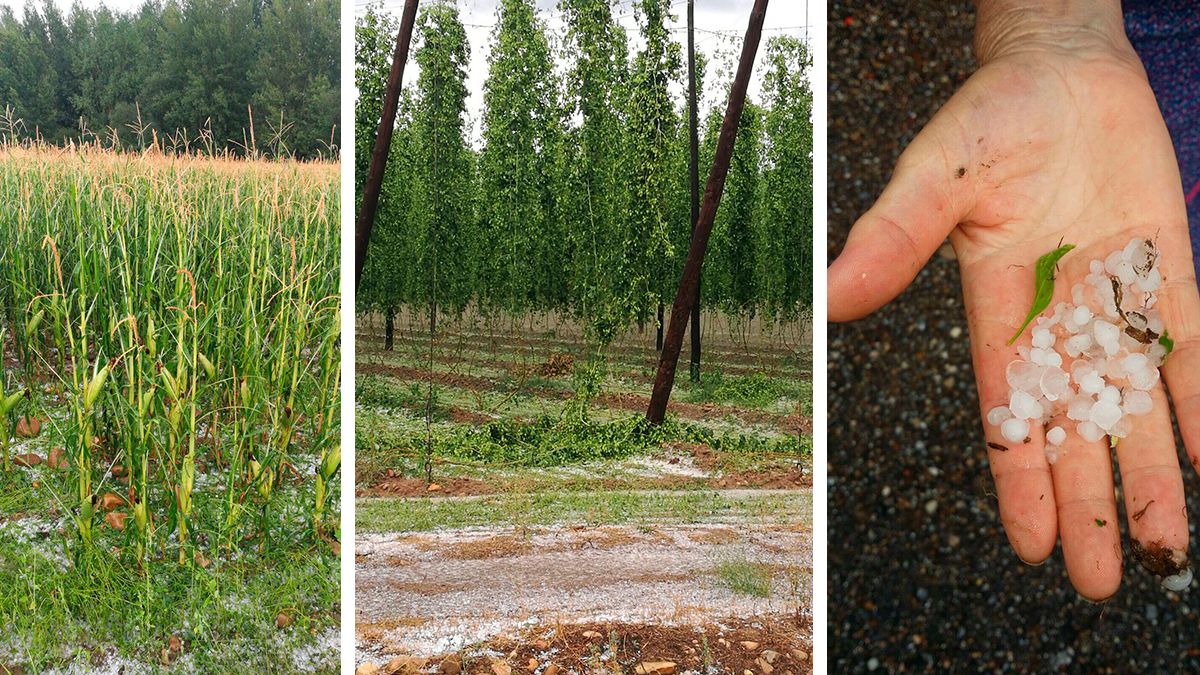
[1158,260,1200,476]
[962,252,1059,563]
[828,113,978,321]
[1052,429,1123,601]
[1115,385,1188,577]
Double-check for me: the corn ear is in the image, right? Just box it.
[25,309,44,336]
[84,365,110,409]
[1,390,23,416]
[198,352,215,379]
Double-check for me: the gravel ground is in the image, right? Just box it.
[354,523,810,662]
[829,1,1200,671]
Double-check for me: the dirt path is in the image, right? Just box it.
[355,522,811,662]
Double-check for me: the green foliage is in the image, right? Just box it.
[0,0,339,158]
[356,4,814,331]
[1008,242,1075,344]
[683,369,796,408]
[477,0,567,314]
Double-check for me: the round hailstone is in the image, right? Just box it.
[1122,390,1153,416]
[1116,260,1137,286]
[1072,283,1086,305]
[1078,420,1107,443]
[1093,320,1121,355]
[1065,334,1092,358]
[1010,390,1042,420]
[1163,567,1193,592]
[1089,260,1104,275]
[1077,370,1105,395]
[1045,445,1060,465]
[1129,365,1161,391]
[1046,426,1067,445]
[1001,418,1030,444]
[987,406,1013,426]
[1072,305,1093,326]
[1040,367,1071,401]
[1067,396,1094,422]
[1006,361,1044,393]
[1090,399,1123,431]
[1099,385,1121,405]
[1032,326,1055,349]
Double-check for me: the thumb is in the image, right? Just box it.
[828,121,978,322]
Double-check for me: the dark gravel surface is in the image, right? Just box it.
[828,1,1200,672]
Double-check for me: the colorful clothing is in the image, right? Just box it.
[1125,1,1200,276]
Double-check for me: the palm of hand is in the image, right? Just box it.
[830,49,1200,599]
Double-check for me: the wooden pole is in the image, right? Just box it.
[354,0,420,291]
[686,0,701,382]
[646,0,769,424]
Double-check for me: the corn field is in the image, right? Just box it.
[0,144,341,569]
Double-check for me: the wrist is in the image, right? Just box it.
[972,0,1137,67]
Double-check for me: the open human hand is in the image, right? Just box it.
[828,1,1200,600]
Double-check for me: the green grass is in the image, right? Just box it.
[715,558,774,598]
[356,488,811,533]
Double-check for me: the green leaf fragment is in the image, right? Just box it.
[1160,329,1174,355]
[1095,518,1107,527]
[1008,244,1076,345]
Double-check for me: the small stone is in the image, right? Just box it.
[427,483,443,493]
[356,665,381,675]
[490,662,512,675]
[582,630,602,639]
[740,641,759,650]
[634,663,676,675]
[14,416,40,438]
[383,657,426,674]
[755,657,774,674]
[761,650,780,664]
[47,447,67,469]
[13,453,42,468]
[924,500,938,515]
[533,638,549,651]
[792,649,808,661]
[543,665,559,675]
[868,657,880,671]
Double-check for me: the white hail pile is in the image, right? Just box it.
[988,238,1168,464]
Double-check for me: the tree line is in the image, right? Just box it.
[0,0,338,158]
[356,0,813,343]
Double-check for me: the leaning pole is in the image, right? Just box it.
[646,0,769,424]
[354,0,420,291]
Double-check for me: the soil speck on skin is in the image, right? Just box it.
[956,166,966,178]
[1133,499,1155,522]
[1130,539,1187,577]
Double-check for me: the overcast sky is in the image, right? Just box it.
[355,0,810,141]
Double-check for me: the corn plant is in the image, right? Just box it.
[0,141,341,570]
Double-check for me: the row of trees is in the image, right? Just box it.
[356,0,813,342]
[0,0,338,158]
